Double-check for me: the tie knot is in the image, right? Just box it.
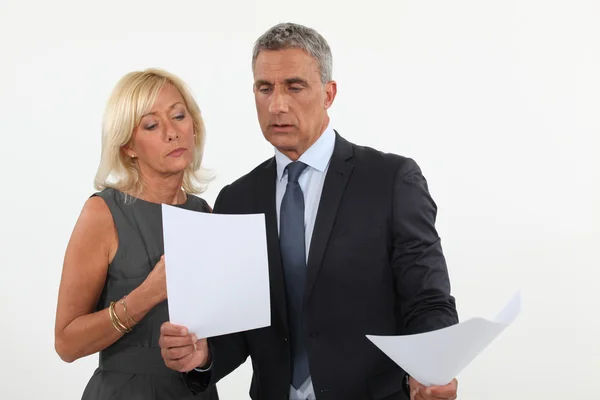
[286,161,307,183]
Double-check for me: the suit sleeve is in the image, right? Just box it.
[183,184,251,394]
[391,158,459,334]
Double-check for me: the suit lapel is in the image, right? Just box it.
[255,158,289,332]
[305,133,354,301]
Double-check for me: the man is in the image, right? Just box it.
[159,22,459,400]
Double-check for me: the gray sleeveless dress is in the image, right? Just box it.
[81,187,219,400]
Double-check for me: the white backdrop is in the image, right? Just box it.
[1,0,598,398]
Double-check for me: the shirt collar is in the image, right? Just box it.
[274,121,336,181]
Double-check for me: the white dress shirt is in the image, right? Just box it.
[274,122,336,400]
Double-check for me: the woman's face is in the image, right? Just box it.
[124,83,195,179]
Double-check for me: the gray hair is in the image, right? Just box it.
[252,22,333,84]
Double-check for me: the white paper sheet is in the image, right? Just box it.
[367,291,521,386]
[162,205,271,338]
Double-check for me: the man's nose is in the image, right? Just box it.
[268,90,289,114]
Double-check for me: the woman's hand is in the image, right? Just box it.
[141,255,167,304]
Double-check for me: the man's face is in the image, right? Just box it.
[253,48,336,160]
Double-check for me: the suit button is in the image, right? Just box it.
[310,333,317,337]
[283,337,288,342]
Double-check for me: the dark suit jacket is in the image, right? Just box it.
[185,133,459,399]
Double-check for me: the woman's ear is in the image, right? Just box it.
[121,144,136,159]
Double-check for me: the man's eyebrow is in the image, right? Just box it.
[284,77,309,86]
[254,79,273,87]
[142,102,182,117]
[254,77,310,87]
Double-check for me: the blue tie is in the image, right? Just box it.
[279,161,310,389]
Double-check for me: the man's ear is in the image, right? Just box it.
[324,80,337,110]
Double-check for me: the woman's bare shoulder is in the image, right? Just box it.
[68,195,117,256]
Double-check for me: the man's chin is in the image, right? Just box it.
[265,133,297,149]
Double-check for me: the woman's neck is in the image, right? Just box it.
[136,171,186,205]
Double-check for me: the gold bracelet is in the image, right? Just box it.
[108,302,125,333]
[109,301,131,333]
[113,301,131,332]
[111,301,131,333]
[121,296,138,325]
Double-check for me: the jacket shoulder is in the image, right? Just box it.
[225,157,273,193]
[349,139,418,173]
[213,158,274,213]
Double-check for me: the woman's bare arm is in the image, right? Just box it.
[54,196,165,362]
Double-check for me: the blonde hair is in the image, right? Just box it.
[94,68,213,195]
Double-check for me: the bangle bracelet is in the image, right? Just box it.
[109,301,125,333]
[121,296,138,325]
[109,301,131,333]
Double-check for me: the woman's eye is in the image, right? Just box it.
[145,123,157,130]
[174,113,185,120]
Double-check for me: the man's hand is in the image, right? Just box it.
[159,322,210,372]
[409,376,457,400]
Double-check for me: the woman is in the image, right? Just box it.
[54,68,219,400]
